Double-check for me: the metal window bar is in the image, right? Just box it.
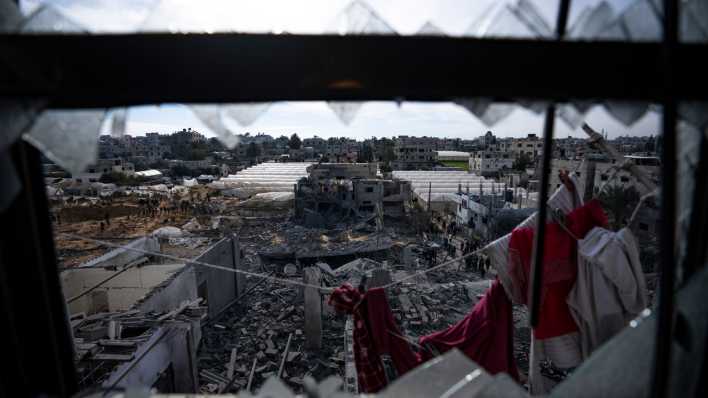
[652,1,680,396]
[528,0,571,328]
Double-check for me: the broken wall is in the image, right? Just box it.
[104,324,198,393]
[136,266,198,313]
[193,236,240,318]
[62,263,186,316]
[80,236,160,268]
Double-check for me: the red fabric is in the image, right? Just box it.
[509,199,608,339]
[419,279,519,380]
[328,284,417,393]
[366,288,420,374]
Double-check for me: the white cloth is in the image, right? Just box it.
[480,176,584,395]
[530,332,583,395]
[568,227,649,358]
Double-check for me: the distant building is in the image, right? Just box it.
[307,163,378,181]
[87,158,135,176]
[469,151,513,176]
[391,136,438,170]
[295,163,409,227]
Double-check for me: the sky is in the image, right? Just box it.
[22,0,659,140]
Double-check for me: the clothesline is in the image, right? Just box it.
[59,232,486,295]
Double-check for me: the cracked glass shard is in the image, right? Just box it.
[621,0,662,40]
[0,0,23,32]
[681,0,708,42]
[23,110,106,175]
[679,102,708,130]
[469,4,536,38]
[327,102,363,125]
[514,0,553,37]
[224,103,271,127]
[189,105,240,149]
[455,100,515,126]
[519,101,547,114]
[416,21,445,36]
[327,0,396,35]
[604,101,649,126]
[466,0,551,39]
[0,99,45,153]
[594,19,627,40]
[20,4,86,33]
[110,108,128,138]
[568,1,616,38]
[558,105,586,129]
[570,101,594,115]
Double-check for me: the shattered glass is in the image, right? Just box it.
[466,3,539,38]
[189,105,240,149]
[19,4,86,33]
[454,99,516,127]
[0,0,23,32]
[0,100,45,153]
[513,0,553,37]
[681,0,708,42]
[621,0,662,41]
[326,0,396,35]
[22,110,106,175]
[416,21,445,36]
[224,103,272,127]
[557,105,586,130]
[679,102,708,130]
[568,1,616,39]
[327,102,364,125]
[604,101,650,126]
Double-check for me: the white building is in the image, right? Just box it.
[469,151,514,175]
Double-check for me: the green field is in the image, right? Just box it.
[440,160,469,171]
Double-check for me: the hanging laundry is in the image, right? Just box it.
[328,285,418,393]
[482,175,584,304]
[508,199,608,338]
[508,199,608,394]
[418,279,519,380]
[568,227,649,358]
[329,281,520,392]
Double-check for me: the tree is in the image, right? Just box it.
[358,144,374,163]
[246,142,261,158]
[599,184,641,229]
[289,133,302,149]
[512,152,533,171]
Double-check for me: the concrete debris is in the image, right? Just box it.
[283,263,297,276]
[152,226,184,238]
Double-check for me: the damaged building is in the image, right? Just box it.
[295,163,411,227]
[62,233,245,393]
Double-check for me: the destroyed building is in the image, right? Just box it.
[295,163,411,227]
[62,233,245,393]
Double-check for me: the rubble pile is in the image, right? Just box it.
[71,299,206,389]
[197,275,346,394]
